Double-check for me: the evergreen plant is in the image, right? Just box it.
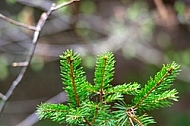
[37,49,181,126]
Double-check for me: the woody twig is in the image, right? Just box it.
[0,0,79,114]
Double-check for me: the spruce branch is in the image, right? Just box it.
[94,52,115,102]
[91,103,112,125]
[132,62,180,111]
[67,52,80,107]
[113,101,129,125]
[37,51,180,126]
[37,103,69,123]
[60,50,92,125]
[103,82,140,103]
[91,105,99,125]
[60,50,89,107]
[106,82,140,95]
[137,114,155,126]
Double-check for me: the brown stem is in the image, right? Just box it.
[84,117,92,126]
[67,54,92,126]
[67,56,80,107]
[126,108,143,126]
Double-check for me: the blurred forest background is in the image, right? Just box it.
[0,0,190,125]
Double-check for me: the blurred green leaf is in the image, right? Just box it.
[30,56,44,72]
[157,32,171,48]
[82,55,96,69]
[56,0,70,14]
[174,1,186,14]
[80,0,96,14]
[6,0,16,4]
[126,1,148,21]
[181,50,190,65]
[0,56,9,81]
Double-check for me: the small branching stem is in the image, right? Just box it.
[133,67,174,109]
[84,117,92,126]
[128,117,135,126]
[126,108,144,126]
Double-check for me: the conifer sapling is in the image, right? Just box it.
[37,49,180,126]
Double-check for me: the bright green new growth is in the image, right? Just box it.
[37,50,180,126]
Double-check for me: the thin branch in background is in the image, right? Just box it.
[52,0,80,11]
[0,13,36,31]
[0,93,6,101]
[12,62,29,67]
[15,92,67,126]
[154,0,168,20]
[154,0,177,28]
[0,0,79,114]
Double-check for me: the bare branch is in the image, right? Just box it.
[0,0,80,31]
[0,13,36,30]
[0,0,79,114]
[0,93,6,101]
[16,92,67,126]
[52,0,80,11]
[12,62,29,67]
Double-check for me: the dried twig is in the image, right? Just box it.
[0,0,79,114]
[0,13,36,30]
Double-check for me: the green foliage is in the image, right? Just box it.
[80,0,96,14]
[5,0,16,4]
[0,56,9,81]
[37,50,181,126]
[132,62,180,112]
[174,1,186,14]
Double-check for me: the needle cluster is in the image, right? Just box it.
[37,50,180,126]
